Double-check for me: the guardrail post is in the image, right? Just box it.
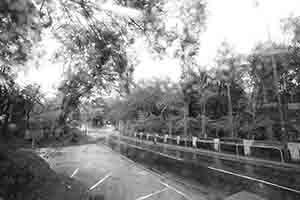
[213,138,220,152]
[164,134,168,143]
[243,139,253,156]
[280,149,285,163]
[192,136,197,148]
[176,136,180,145]
[163,134,168,153]
[32,136,35,149]
[287,142,300,162]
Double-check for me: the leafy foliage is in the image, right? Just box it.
[0,66,44,136]
[46,0,140,126]
[0,0,53,66]
[106,68,249,137]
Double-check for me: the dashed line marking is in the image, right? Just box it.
[89,172,112,191]
[70,168,79,178]
[160,181,192,200]
[135,187,169,200]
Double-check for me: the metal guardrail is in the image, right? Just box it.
[131,132,287,163]
[237,143,285,163]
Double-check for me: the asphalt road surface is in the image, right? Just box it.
[37,127,209,200]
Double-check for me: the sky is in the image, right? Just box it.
[134,0,300,80]
[17,0,300,97]
[17,30,64,97]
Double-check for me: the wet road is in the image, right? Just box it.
[38,128,208,200]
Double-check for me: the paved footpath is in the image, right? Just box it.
[37,128,209,200]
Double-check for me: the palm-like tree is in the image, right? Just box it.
[189,70,217,138]
[214,42,247,138]
[249,43,292,140]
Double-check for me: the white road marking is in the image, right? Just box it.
[70,168,79,178]
[160,181,192,200]
[135,187,169,200]
[89,172,112,191]
[207,166,300,194]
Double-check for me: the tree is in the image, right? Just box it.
[247,40,300,140]
[214,42,248,138]
[21,84,43,130]
[105,79,181,134]
[0,0,53,68]
[135,0,209,143]
[0,66,44,137]
[174,0,206,143]
[49,0,136,128]
[195,72,216,138]
[0,66,17,136]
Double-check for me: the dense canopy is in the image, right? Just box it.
[1,0,300,142]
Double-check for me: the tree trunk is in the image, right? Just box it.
[168,120,172,137]
[201,101,206,138]
[226,83,234,138]
[26,110,31,129]
[271,55,287,141]
[266,125,274,140]
[252,86,257,121]
[262,84,268,104]
[2,113,9,137]
[125,120,130,136]
[8,103,13,123]
[250,86,257,139]
[184,101,189,147]
[2,102,12,137]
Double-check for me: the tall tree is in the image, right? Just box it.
[47,0,138,128]
[214,42,248,138]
